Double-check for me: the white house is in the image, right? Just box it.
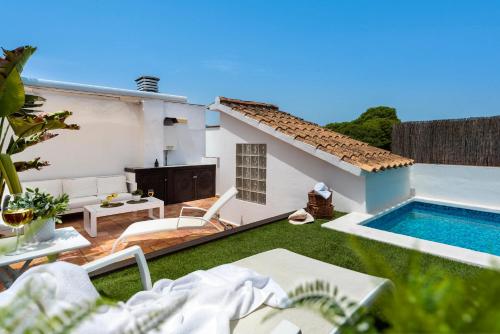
[209,97,413,225]
[17,77,208,182]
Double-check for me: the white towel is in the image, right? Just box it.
[0,262,289,334]
[313,182,332,199]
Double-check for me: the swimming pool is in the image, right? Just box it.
[363,201,500,256]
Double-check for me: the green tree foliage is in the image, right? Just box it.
[325,106,400,150]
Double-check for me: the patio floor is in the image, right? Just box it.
[24,197,220,268]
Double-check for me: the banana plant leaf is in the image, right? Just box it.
[0,68,24,117]
[8,131,58,154]
[0,47,36,117]
[14,158,49,172]
[20,94,46,114]
[2,46,36,75]
[0,154,23,194]
[8,110,80,138]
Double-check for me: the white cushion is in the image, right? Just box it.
[97,192,132,202]
[62,177,98,198]
[97,175,127,195]
[68,196,99,209]
[23,180,63,197]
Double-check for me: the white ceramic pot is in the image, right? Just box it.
[132,195,142,201]
[24,218,56,243]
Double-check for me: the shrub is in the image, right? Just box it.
[325,106,400,150]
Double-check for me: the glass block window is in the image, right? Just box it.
[236,144,266,204]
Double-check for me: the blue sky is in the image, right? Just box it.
[4,0,500,125]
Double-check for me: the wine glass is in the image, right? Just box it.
[147,189,154,198]
[2,194,34,256]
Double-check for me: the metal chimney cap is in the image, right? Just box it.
[135,76,160,83]
[135,76,160,92]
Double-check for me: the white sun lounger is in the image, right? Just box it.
[111,187,238,253]
[97,247,389,334]
[230,249,391,334]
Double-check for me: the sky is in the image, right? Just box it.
[4,0,500,125]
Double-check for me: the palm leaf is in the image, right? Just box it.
[8,110,80,138]
[8,130,58,154]
[0,68,24,117]
[21,94,46,113]
[0,46,36,117]
[14,158,49,172]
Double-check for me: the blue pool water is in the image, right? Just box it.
[364,201,500,256]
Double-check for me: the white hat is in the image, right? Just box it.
[288,209,315,225]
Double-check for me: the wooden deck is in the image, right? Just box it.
[21,197,220,267]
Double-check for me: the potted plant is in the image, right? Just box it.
[131,189,143,201]
[8,188,69,242]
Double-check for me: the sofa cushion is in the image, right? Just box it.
[97,175,127,195]
[68,196,100,209]
[23,180,63,197]
[97,192,133,202]
[62,177,98,198]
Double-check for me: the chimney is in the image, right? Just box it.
[135,76,160,93]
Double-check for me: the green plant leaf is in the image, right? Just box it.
[14,158,50,172]
[21,94,46,112]
[8,110,80,138]
[0,68,25,117]
[8,130,58,154]
[0,46,35,117]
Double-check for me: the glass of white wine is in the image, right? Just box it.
[2,194,34,256]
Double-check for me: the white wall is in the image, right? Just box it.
[205,126,221,193]
[365,168,411,213]
[17,87,207,182]
[163,102,206,165]
[17,89,144,181]
[217,113,366,225]
[205,126,220,158]
[142,99,164,167]
[410,163,500,208]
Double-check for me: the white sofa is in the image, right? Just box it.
[22,175,133,214]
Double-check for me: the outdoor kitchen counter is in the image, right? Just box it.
[125,164,216,204]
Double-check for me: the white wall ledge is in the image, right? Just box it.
[23,77,188,103]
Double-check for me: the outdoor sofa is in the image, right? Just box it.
[22,175,133,214]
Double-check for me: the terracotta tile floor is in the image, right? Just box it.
[16,197,220,268]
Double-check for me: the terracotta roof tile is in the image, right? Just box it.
[218,96,413,172]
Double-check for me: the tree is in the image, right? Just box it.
[325,106,400,150]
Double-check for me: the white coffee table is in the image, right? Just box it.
[0,226,90,287]
[83,197,165,237]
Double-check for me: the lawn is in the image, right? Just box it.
[92,211,493,301]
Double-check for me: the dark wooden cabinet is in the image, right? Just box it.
[127,164,215,204]
[172,169,195,203]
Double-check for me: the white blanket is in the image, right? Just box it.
[0,262,289,334]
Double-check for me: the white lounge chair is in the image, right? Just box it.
[107,248,389,334]
[230,249,390,334]
[111,187,238,253]
[3,247,389,334]
[82,245,152,290]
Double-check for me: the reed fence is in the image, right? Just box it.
[392,116,500,166]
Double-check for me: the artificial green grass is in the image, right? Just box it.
[92,212,491,301]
